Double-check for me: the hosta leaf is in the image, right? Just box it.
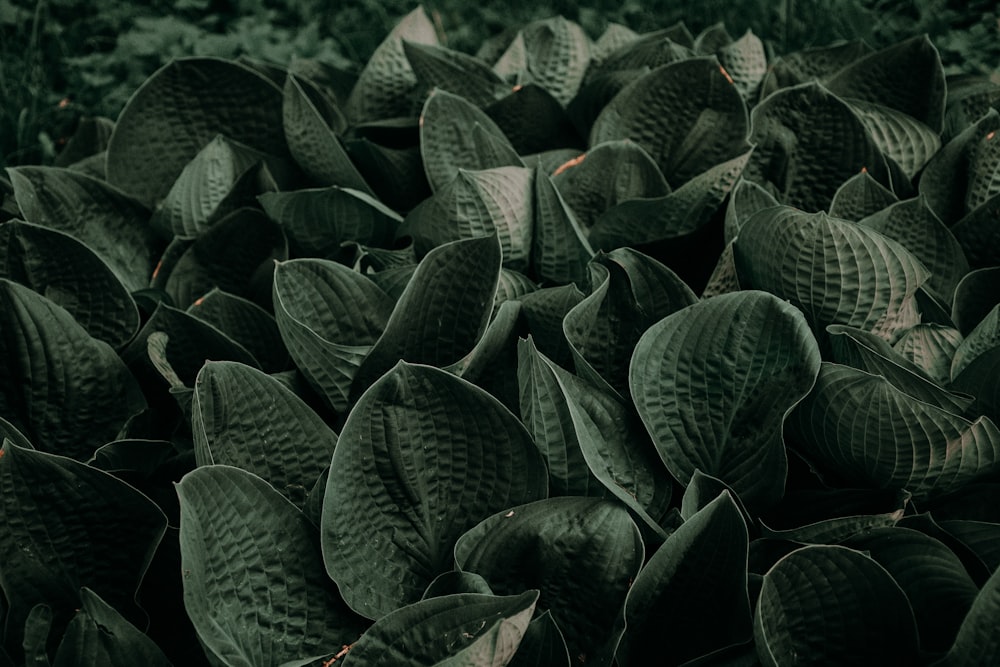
[346,137,431,212]
[106,57,287,207]
[591,30,694,77]
[403,40,507,107]
[419,89,522,193]
[515,16,591,106]
[941,520,1000,572]
[759,498,907,547]
[345,7,438,122]
[567,68,650,139]
[532,167,593,285]
[723,177,779,244]
[760,41,873,96]
[494,270,537,311]
[828,169,898,222]
[259,186,401,259]
[150,134,268,239]
[754,545,920,666]
[0,280,146,459]
[518,283,585,369]
[934,562,1000,666]
[745,82,891,212]
[423,571,495,599]
[484,84,583,155]
[591,22,640,64]
[786,362,1000,501]
[702,242,742,298]
[590,57,749,187]
[51,588,171,667]
[178,465,367,666]
[344,591,537,667]
[509,611,571,667]
[455,497,644,667]
[951,304,1000,379]
[551,139,670,230]
[322,363,547,619]
[587,148,752,250]
[943,75,1000,140]
[842,527,978,653]
[192,361,337,509]
[0,220,139,349]
[162,207,287,310]
[273,258,393,413]
[54,116,114,168]
[7,166,154,292]
[717,30,767,101]
[284,73,373,193]
[564,248,698,396]
[352,234,502,397]
[616,491,751,667]
[401,166,533,269]
[951,341,1000,425]
[631,291,821,513]
[824,35,946,133]
[693,23,733,54]
[964,121,1000,211]
[0,443,166,653]
[187,289,289,373]
[952,266,1000,335]
[952,192,1000,269]
[845,99,941,180]
[892,323,963,386]
[733,206,929,345]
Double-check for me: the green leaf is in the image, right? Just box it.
[631,291,821,513]
[591,22,641,64]
[590,57,749,188]
[484,84,583,155]
[717,30,766,101]
[7,166,154,292]
[531,167,593,285]
[0,220,139,349]
[352,235,502,398]
[51,588,171,667]
[859,196,968,304]
[0,442,166,653]
[344,591,537,667]
[419,89,523,193]
[509,611,571,667]
[616,491,751,667]
[828,169,898,222]
[150,134,269,240]
[845,99,941,180]
[824,35,946,133]
[518,283,585,370]
[745,82,892,212]
[422,571,495,599]
[564,248,698,396]
[964,119,1000,212]
[22,603,53,667]
[323,362,547,619]
[455,497,644,667]
[0,279,146,459]
[346,137,431,212]
[952,266,1000,335]
[162,207,287,310]
[953,192,1000,269]
[693,23,732,54]
[259,186,401,259]
[192,361,337,509]
[178,465,366,666]
[951,304,1000,379]
[106,57,288,207]
[403,40,506,107]
[273,258,393,413]
[892,323,963,386]
[786,362,1000,501]
[284,73,373,193]
[842,527,978,653]
[733,207,929,345]
[760,41,873,96]
[519,16,591,106]
[723,177,779,244]
[551,140,670,231]
[401,167,534,270]
[187,288,289,373]
[754,545,920,666]
[934,563,1000,666]
[345,7,439,122]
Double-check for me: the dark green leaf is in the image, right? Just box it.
[512,17,590,106]
[322,363,547,619]
[951,305,1000,379]
[845,99,940,180]
[403,40,506,107]
[517,283,585,370]
[717,30,767,101]
[422,571,494,599]
[931,562,1000,666]
[723,177,779,244]
[952,192,1000,269]
[509,611,571,667]
[892,323,963,386]
[187,288,289,373]
[346,137,431,212]
[693,23,733,54]
[828,169,898,222]
[952,266,1000,335]
[759,41,873,97]
[484,84,584,155]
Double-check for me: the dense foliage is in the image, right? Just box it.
[2,3,1000,666]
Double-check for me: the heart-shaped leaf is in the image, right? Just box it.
[934,562,1000,666]
[455,497,644,667]
[513,16,590,106]
[892,323,963,386]
[590,57,749,188]
[403,40,507,107]
[616,491,752,666]
[631,290,821,513]
[0,279,146,459]
[178,465,367,666]
[952,267,1000,335]
[951,305,1000,379]
[717,30,767,101]
[192,361,337,509]
[786,362,1000,502]
[754,545,920,665]
[0,220,139,349]
[845,98,941,180]
[733,206,929,345]
[759,41,873,96]
[588,30,694,81]
[509,611,571,667]
[0,442,166,654]
[322,362,547,619]
[531,166,594,285]
[106,57,288,207]
[7,166,154,291]
[344,591,538,667]
[828,169,898,222]
[187,288,289,373]
[723,177,780,243]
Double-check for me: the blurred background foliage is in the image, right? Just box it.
[2,0,998,167]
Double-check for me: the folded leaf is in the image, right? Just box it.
[952,192,1000,269]
[515,16,590,106]
[631,290,821,513]
[952,266,1000,335]
[531,166,593,285]
[892,323,963,386]
[187,288,289,373]
[455,497,644,667]
[717,30,767,101]
[518,283,585,369]
[845,98,940,180]
[934,562,1000,666]
[322,362,547,619]
[403,40,507,107]
[759,41,873,96]
[178,465,367,666]
[485,84,583,155]
[509,611,571,667]
[828,169,898,222]
[723,177,779,244]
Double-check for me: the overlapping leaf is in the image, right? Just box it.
[531,166,593,285]
[952,266,1000,335]
[321,362,547,619]
[717,29,767,100]
[934,563,1000,666]
[187,288,289,373]
[631,291,821,512]
[892,323,963,386]
[828,169,898,222]
[404,40,507,107]
[178,465,367,666]
[485,84,583,155]
[846,98,941,180]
